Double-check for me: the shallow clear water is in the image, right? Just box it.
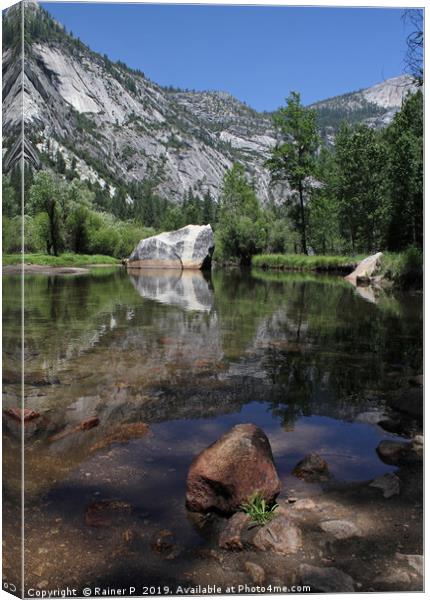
[2,267,423,589]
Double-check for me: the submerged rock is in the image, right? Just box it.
[300,564,355,593]
[253,516,302,555]
[186,423,281,513]
[84,499,132,528]
[292,452,330,482]
[90,422,149,452]
[377,437,423,465]
[4,407,40,423]
[320,519,362,539]
[369,472,400,498]
[127,224,214,270]
[79,416,100,431]
[219,512,251,550]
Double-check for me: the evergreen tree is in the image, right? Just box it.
[331,123,387,253]
[216,164,268,265]
[383,90,423,250]
[267,92,319,254]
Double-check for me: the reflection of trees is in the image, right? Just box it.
[245,276,422,428]
[3,269,422,435]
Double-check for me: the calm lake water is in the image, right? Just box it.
[2,267,423,590]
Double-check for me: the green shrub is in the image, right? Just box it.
[380,249,423,289]
[395,247,423,288]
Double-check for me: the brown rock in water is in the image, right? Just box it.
[253,516,302,555]
[85,500,132,527]
[79,416,100,431]
[186,423,281,513]
[292,452,329,482]
[90,422,149,452]
[4,408,40,423]
[219,512,251,550]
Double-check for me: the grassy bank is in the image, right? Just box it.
[252,249,423,290]
[2,253,120,267]
[252,253,361,272]
[379,249,423,289]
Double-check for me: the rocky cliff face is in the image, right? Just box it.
[2,2,417,205]
[310,75,417,143]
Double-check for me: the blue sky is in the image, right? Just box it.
[41,2,416,111]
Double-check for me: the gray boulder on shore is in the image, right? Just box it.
[127,224,214,270]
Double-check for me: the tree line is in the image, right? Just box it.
[215,88,422,264]
[2,88,422,264]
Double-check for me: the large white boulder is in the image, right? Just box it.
[345,252,383,284]
[127,224,214,270]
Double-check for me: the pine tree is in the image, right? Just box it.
[267,92,319,254]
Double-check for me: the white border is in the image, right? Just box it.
[0,2,426,600]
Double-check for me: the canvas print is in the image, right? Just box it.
[2,1,423,596]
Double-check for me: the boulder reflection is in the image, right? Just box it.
[128,269,214,312]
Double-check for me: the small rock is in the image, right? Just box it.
[244,561,265,585]
[411,435,423,459]
[300,564,355,593]
[253,516,302,555]
[292,452,330,482]
[320,520,361,540]
[4,407,41,422]
[32,565,44,577]
[79,416,100,431]
[369,473,400,498]
[291,498,316,511]
[395,553,423,577]
[377,439,422,465]
[219,512,251,550]
[122,529,134,543]
[375,568,410,585]
[355,411,385,425]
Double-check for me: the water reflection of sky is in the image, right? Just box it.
[46,399,404,551]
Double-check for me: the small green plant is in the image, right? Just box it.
[240,492,278,526]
